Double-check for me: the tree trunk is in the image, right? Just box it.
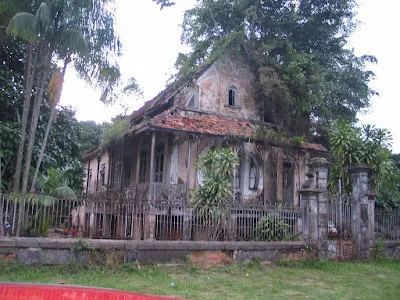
[16,48,52,236]
[30,60,69,192]
[13,41,36,193]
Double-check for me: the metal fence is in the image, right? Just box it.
[328,196,353,234]
[1,193,82,238]
[1,192,303,241]
[154,205,303,241]
[375,210,400,240]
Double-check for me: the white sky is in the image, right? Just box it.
[60,0,400,153]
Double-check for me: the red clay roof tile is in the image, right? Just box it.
[145,108,326,151]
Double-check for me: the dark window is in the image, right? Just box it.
[113,161,121,188]
[249,156,259,190]
[139,150,147,183]
[228,88,236,106]
[124,156,132,186]
[87,169,92,191]
[283,161,294,206]
[155,142,165,183]
[100,164,106,186]
[187,95,195,108]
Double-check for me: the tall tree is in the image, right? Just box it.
[6,0,121,235]
[176,0,376,139]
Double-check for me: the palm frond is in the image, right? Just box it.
[56,28,87,58]
[34,2,52,35]
[53,186,77,201]
[7,12,36,41]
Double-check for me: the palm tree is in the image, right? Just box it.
[25,167,78,237]
[7,0,120,236]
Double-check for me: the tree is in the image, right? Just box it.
[5,0,121,235]
[79,121,104,153]
[176,0,376,139]
[329,121,400,209]
[152,0,175,9]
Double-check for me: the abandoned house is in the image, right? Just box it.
[81,53,327,240]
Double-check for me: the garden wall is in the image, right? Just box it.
[0,238,313,265]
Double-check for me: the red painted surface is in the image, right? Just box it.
[0,283,182,300]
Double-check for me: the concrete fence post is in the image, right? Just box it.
[349,163,374,258]
[300,157,330,260]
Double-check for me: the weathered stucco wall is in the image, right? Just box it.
[171,54,259,120]
[196,56,258,120]
[83,152,110,193]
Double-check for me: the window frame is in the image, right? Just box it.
[100,164,106,187]
[154,142,165,183]
[139,149,148,183]
[228,86,237,107]
[248,155,259,191]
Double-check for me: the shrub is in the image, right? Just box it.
[256,214,290,241]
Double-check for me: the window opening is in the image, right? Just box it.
[228,88,236,106]
[100,164,106,187]
[249,156,258,190]
[88,169,92,191]
[139,150,147,183]
[113,160,121,189]
[187,95,195,108]
[124,156,132,186]
[283,161,294,206]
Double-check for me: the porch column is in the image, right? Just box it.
[349,164,374,258]
[183,139,192,240]
[145,131,156,240]
[134,137,142,240]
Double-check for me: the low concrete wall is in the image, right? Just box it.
[383,241,400,258]
[0,238,312,265]
[327,238,400,260]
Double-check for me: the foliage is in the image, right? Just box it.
[176,0,376,138]
[33,167,78,201]
[19,166,78,236]
[100,117,130,148]
[256,214,290,241]
[329,121,400,209]
[79,121,104,153]
[152,0,175,9]
[191,147,239,213]
[0,42,85,193]
[190,148,239,239]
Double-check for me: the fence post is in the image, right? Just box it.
[349,163,374,258]
[299,170,320,246]
[301,157,330,260]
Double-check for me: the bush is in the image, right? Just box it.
[255,214,290,241]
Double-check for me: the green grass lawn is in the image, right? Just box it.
[0,259,399,299]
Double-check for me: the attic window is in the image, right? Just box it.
[187,95,195,108]
[228,87,237,106]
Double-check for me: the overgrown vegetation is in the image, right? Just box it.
[329,121,400,209]
[255,214,290,241]
[190,148,239,239]
[175,0,376,139]
[100,117,130,148]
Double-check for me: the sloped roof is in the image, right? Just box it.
[129,63,213,123]
[135,108,326,152]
